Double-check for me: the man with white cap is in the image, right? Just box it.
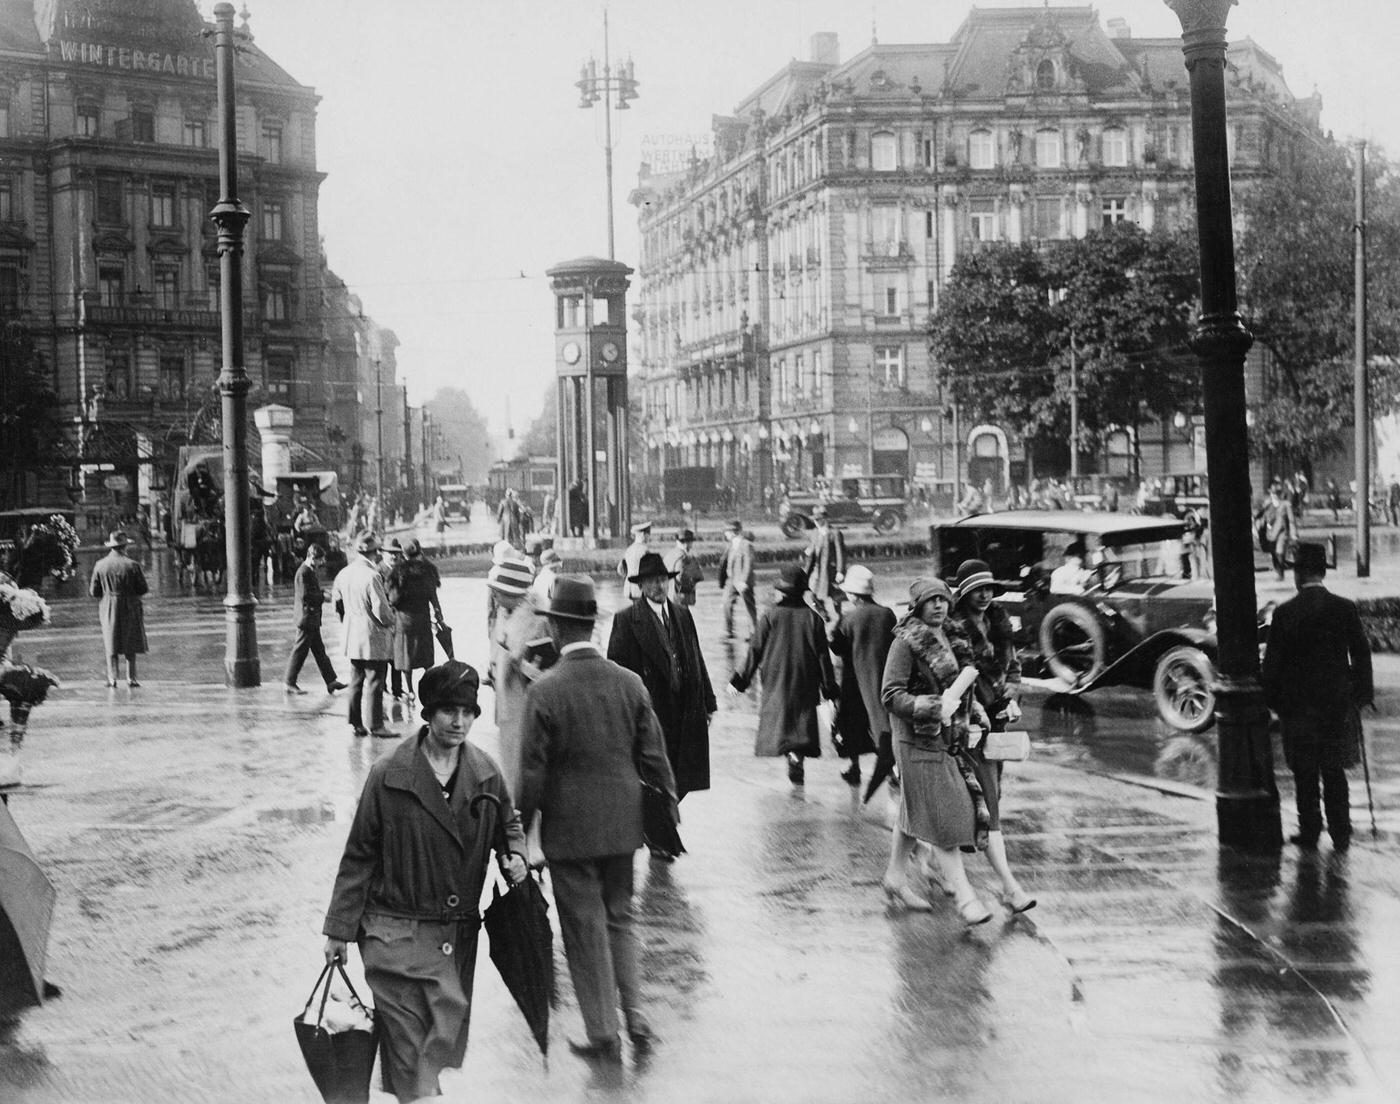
[618,520,652,600]
[330,533,395,737]
[827,564,896,790]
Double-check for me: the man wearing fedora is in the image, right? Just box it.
[718,519,756,645]
[284,542,347,695]
[663,529,703,608]
[518,574,677,1060]
[608,552,715,851]
[331,533,395,737]
[89,530,149,688]
[1262,541,1373,850]
[617,520,652,600]
[802,505,847,619]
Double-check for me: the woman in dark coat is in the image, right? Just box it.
[88,531,148,687]
[728,564,837,785]
[324,662,526,1103]
[950,559,1034,914]
[607,552,715,805]
[826,565,895,788]
[387,539,444,702]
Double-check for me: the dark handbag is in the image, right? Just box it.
[293,961,378,1104]
[639,777,685,857]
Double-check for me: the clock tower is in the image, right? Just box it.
[548,256,633,546]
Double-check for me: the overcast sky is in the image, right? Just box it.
[228,0,1400,452]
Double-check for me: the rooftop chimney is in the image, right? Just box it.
[810,32,839,66]
[1106,17,1130,40]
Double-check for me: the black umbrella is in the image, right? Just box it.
[640,777,685,858]
[434,619,455,661]
[0,799,56,1015]
[470,793,553,1062]
[862,731,897,805]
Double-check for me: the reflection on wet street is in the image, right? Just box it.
[4,551,1400,1101]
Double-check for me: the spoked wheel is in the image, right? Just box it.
[873,510,902,534]
[1038,604,1107,686]
[1152,645,1216,732]
[781,516,810,540]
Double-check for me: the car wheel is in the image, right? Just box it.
[1038,603,1108,687]
[781,515,810,539]
[873,510,902,534]
[1152,645,1216,733]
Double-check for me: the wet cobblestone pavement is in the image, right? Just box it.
[3,565,1400,1103]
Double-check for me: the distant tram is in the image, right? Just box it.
[486,455,556,517]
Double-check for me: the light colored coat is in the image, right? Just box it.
[718,534,754,594]
[331,555,393,660]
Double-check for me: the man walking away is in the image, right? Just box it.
[1262,542,1373,851]
[89,531,148,688]
[518,575,677,1061]
[284,543,346,694]
[331,533,395,738]
[607,552,715,857]
[718,519,756,646]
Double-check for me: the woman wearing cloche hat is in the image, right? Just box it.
[323,660,527,1103]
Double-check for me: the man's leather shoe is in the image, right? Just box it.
[327,681,347,693]
[285,684,307,695]
[1332,834,1352,852]
[351,727,368,738]
[1289,833,1319,849]
[369,729,398,739]
[568,1036,622,1061]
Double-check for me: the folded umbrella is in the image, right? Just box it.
[0,799,57,1015]
[640,777,685,858]
[862,730,897,805]
[434,620,455,661]
[470,792,553,1062]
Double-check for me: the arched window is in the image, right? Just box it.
[1035,59,1056,91]
[1102,126,1129,167]
[968,129,995,170]
[1035,128,1062,169]
[871,131,897,171]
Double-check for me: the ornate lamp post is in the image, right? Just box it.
[575,13,639,260]
[1166,0,1280,850]
[210,2,259,687]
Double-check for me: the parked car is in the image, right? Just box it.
[1141,472,1210,520]
[929,511,1221,732]
[780,475,907,538]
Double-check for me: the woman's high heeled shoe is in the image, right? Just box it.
[1000,888,1037,915]
[882,879,934,912]
[956,895,993,926]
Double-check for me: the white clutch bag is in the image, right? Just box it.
[983,730,1031,762]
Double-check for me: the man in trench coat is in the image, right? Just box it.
[802,505,847,618]
[331,533,395,737]
[518,575,677,1061]
[607,552,715,834]
[89,530,148,687]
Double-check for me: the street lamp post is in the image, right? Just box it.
[1354,140,1370,577]
[210,2,259,688]
[1166,0,1281,851]
[420,410,431,503]
[373,358,384,496]
[575,13,639,260]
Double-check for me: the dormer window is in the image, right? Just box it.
[1035,59,1056,91]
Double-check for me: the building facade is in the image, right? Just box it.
[630,6,1319,505]
[0,0,373,531]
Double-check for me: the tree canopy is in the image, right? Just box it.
[0,324,67,509]
[423,387,495,482]
[929,225,1200,460]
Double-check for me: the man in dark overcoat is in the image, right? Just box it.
[802,505,847,618]
[283,543,346,694]
[727,564,838,785]
[1262,542,1373,850]
[88,530,148,688]
[518,575,677,1061]
[826,564,896,789]
[607,552,715,831]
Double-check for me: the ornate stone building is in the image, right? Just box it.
[0,0,368,527]
[630,6,1319,504]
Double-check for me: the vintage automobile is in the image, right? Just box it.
[780,475,907,538]
[929,511,1220,732]
[1140,472,1210,520]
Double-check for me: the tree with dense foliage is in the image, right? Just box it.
[1235,139,1400,468]
[929,225,1200,466]
[424,387,496,483]
[0,324,67,509]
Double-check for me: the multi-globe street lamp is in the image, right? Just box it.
[575,13,639,260]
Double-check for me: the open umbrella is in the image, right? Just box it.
[469,793,553,1062]
[0,799,56,1015]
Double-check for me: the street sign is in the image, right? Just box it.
[103,475,130,491]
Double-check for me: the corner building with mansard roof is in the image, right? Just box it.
[630,6,1319,506]
[0,0,331,526]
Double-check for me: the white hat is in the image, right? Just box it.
[840,564,875,597]
[630,520,653,536]
[487,557,534,597]
[491,539,516,565]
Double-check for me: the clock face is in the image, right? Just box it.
[601,341,621,363]
[561,341,582,365]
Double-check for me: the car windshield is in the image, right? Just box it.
[1042,531,1185,582]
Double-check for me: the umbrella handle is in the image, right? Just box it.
[469,791,513,876]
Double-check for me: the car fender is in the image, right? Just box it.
[1078,626,1216,693]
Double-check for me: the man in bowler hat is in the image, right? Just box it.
[1262,541,1373,850]
[518,574,677,1060]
